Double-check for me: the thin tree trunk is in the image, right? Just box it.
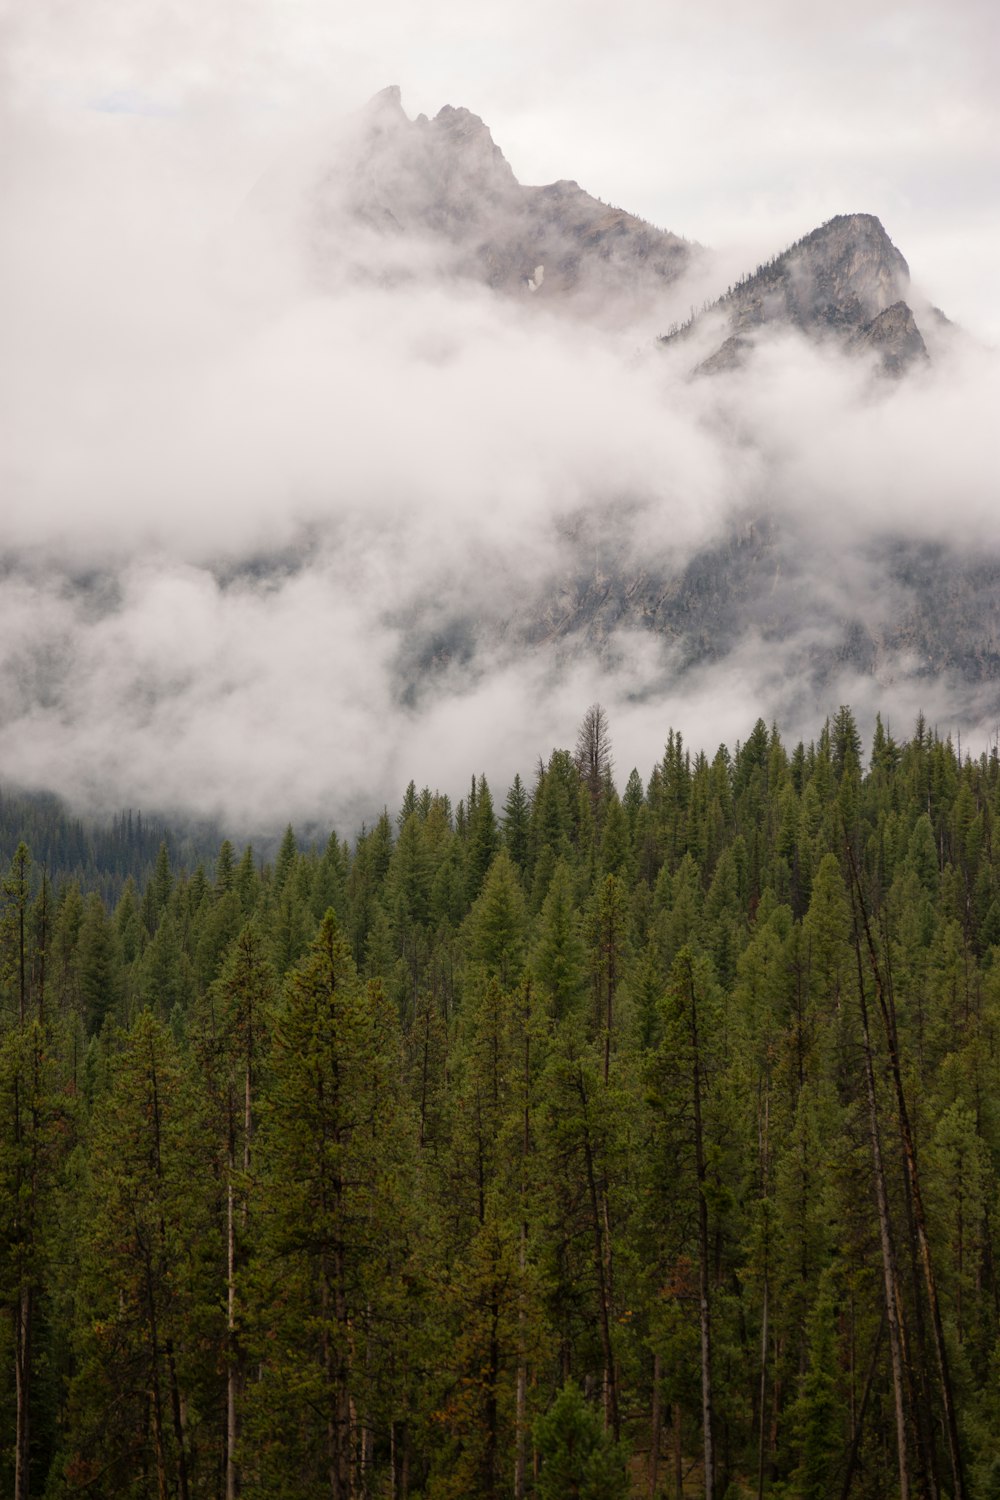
[166,1337,191,1500]
[485,1293,500,1500]
[577,1070,620,1441]
[148,1044,191,1500]
[320,1265,338,1497]
[36,875,48,1025]
[848,846,968,1500]
[12,1062,32,1500]
[603,912,617,1087]
[14,1284,32,1500]
[227,993,256,1500]
[852,922,911,1500]
[687,962,715,1500]
[144,1256,170,1500]
[226,1128,238,1500]
[756,1083,770,1500]
[650,1350,662,1499]
[515,988,531,1500]
[515,1220,528,1500]
[839,1314,885,1500]
[419,1001,430,1148]
[756,1248,769,1500]
[18,866,26,1024]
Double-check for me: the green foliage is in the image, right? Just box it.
[533,1380,629,1499]
[4,708,1000,1498]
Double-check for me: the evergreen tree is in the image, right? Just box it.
[534,1379,628,1500]
[502,774,531,874]
[244,913,413,1500]
[61,1011,212,1499]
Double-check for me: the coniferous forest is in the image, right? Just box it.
[4,706,1000,1500]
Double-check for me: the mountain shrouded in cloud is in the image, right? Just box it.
[249,84,699,325]
[1,87,998,829]
[666,213,933,375]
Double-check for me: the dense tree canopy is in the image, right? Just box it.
[3,706,1000,1498]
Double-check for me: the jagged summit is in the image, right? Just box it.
[721,213,910,333]
[851,300,928,376]
[258,89,941,364]
[297,88,695,307]
[366,84,404,112]
[667,212,928,374]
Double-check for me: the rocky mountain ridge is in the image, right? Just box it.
[262,90,992,722]
[291,92,944,368]
[665,214,929,375]
[301,85,696,310]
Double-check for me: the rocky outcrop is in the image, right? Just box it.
[302,87,696,304]
[851,300,929,375]
[671,214,931,374]
[721,214,911,334]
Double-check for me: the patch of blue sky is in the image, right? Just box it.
[90,89,178,117]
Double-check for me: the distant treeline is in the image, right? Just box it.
[2,704,1000,1500]
[0,786,227,907]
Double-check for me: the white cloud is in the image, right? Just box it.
[1,19,998,829]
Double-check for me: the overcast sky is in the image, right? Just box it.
[1,1,998,832]
[5,0,999,333]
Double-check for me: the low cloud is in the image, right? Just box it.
[1,83,998,833]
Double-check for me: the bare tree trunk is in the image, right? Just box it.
[419,1001,431,1148]
[756,1084,770,1500]
[649,1350,662,1499]
[226,1156,238,1500]
[36,875,48,1025]
[848,846,968,1500]
[852,927,911,1500]
[603,914,617,1087]
[756,1252,769,1500]
[227,994,256,1500]
[14,1283,32,1500]
[839,1314,885,1500]
[17,862,26,1025]
[389,1422,396,1500]
[12,1062,32,1500]
[577,1069,620,1441]
[686,962,715,1500]
[148,1046,190,1500]
[144,1259,170,1500]
[166,1338,191,1500]
[515,1226,528,1500]
[320,1255,352,1500]
[515,984,532,1500]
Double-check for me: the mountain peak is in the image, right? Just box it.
[427,102,517,190]
[292,88,694,307]
[722,212,911,334]
[433,103,482,126]
[364,84,405,116]
[851,299,928,375]
[666,210,924,372]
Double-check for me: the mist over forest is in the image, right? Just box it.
[3,8,1000,1498]
[1,75,999,832]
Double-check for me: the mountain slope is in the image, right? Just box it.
[664,214,930,374]
[287,86,699,310]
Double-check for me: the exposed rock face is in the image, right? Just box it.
[277,94,942,375]
[851,300,929,375]
[670,214,929,374]
[261,90,977,714]
[302,86,695,306]
[395,515,1000,718]
[722,214,911,334]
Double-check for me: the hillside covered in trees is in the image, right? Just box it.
[2,706,1000,1499]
